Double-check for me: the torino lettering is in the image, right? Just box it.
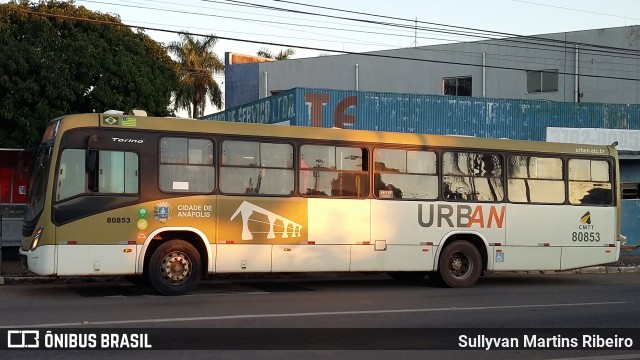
[418,204,505,228]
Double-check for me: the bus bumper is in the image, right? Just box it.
[18,245,56,276]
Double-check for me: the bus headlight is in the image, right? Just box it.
[31,226,44,250]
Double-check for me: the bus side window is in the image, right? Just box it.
[57,149,86,200]
[507,155,564,204]
[300,145,369,198]
[442,151,503,202]
[98,151,139,194]
[220,141,294,196]
[373,148,437,200]
[568,159,612,205]
[57,149,139,201]
[160,137,214,193]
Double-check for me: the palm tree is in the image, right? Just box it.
[168,33,224,118]
[257,47,296,60]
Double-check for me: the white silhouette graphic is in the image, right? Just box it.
[230,201,303,240]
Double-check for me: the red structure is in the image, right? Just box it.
[0,148,29,205]
[1,148,30,248]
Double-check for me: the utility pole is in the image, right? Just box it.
[413,17,418,47]
[412,17,419,47]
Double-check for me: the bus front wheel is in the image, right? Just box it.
[431,240,482,288]
[148,240,201,296]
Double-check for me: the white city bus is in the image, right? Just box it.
[20,113,622,295]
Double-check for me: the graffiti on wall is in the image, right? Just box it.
[303,93,357,128]
[204,93,296,123]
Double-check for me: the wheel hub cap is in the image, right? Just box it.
[161,251,191,284]
[449,253,469,277]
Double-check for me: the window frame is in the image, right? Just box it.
[443,76,472,96]
[299,143,369,199]
[219,139,295,196]
[526,69,559,93]
[506,154,565,204]
[567,157,613,206]
[55,148,140,203]
[373,147,438,200]
[158,136,215,194]
[441,150,504,203]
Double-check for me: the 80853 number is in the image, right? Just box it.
[106,217,131,224]
[572,232,600,242]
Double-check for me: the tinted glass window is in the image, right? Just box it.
[374,148,437,200]
[300,144,368,198]
[507,155,564,204]
[442,151,503,202]
[160,137,214,193]
[568,159,612,205]
[221,140,294,196]
[57,149,138,201]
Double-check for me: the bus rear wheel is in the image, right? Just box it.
[432,240,481,288]
[148,240,201,296]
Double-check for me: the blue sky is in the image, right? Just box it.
[64,0,640,58]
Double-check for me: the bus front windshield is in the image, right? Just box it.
[24,119,60,226]
[24,144,52,224]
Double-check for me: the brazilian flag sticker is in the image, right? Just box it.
[102,116,120,126]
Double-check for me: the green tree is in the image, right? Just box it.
[168,33,224,118]
[257,47,296,60]
[0,0,179,148]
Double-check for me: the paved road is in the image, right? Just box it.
[1,272,639,359]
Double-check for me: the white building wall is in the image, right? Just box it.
[250,26,640,106]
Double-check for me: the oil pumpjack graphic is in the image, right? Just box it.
[230,201,303,241]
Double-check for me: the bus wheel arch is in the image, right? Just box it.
[143,231,209,295]
[430,234,487,288]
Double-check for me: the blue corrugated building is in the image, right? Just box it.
[203,88,640,140]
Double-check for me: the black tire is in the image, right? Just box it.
[433,240,482,288]
[148,240,201,296]
[387,271,428,282]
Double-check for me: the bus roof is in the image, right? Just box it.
[56,113,616,157]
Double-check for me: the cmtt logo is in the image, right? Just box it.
[7,330,40,348]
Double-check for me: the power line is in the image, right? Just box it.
[78,0,640,66]
[79,0,475,47]
[255,0,640,56]
[510,0,640,22]
[130,12,638,73]
[116,12,637,72]
[209,0,640,66]
[10,7,640,83]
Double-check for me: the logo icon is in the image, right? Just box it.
[7,330,39,348]
[138,208,148,218]
[580,212,591,225]
[137,219,148,230]
[154,201,171,223]
[230,201,302,241]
